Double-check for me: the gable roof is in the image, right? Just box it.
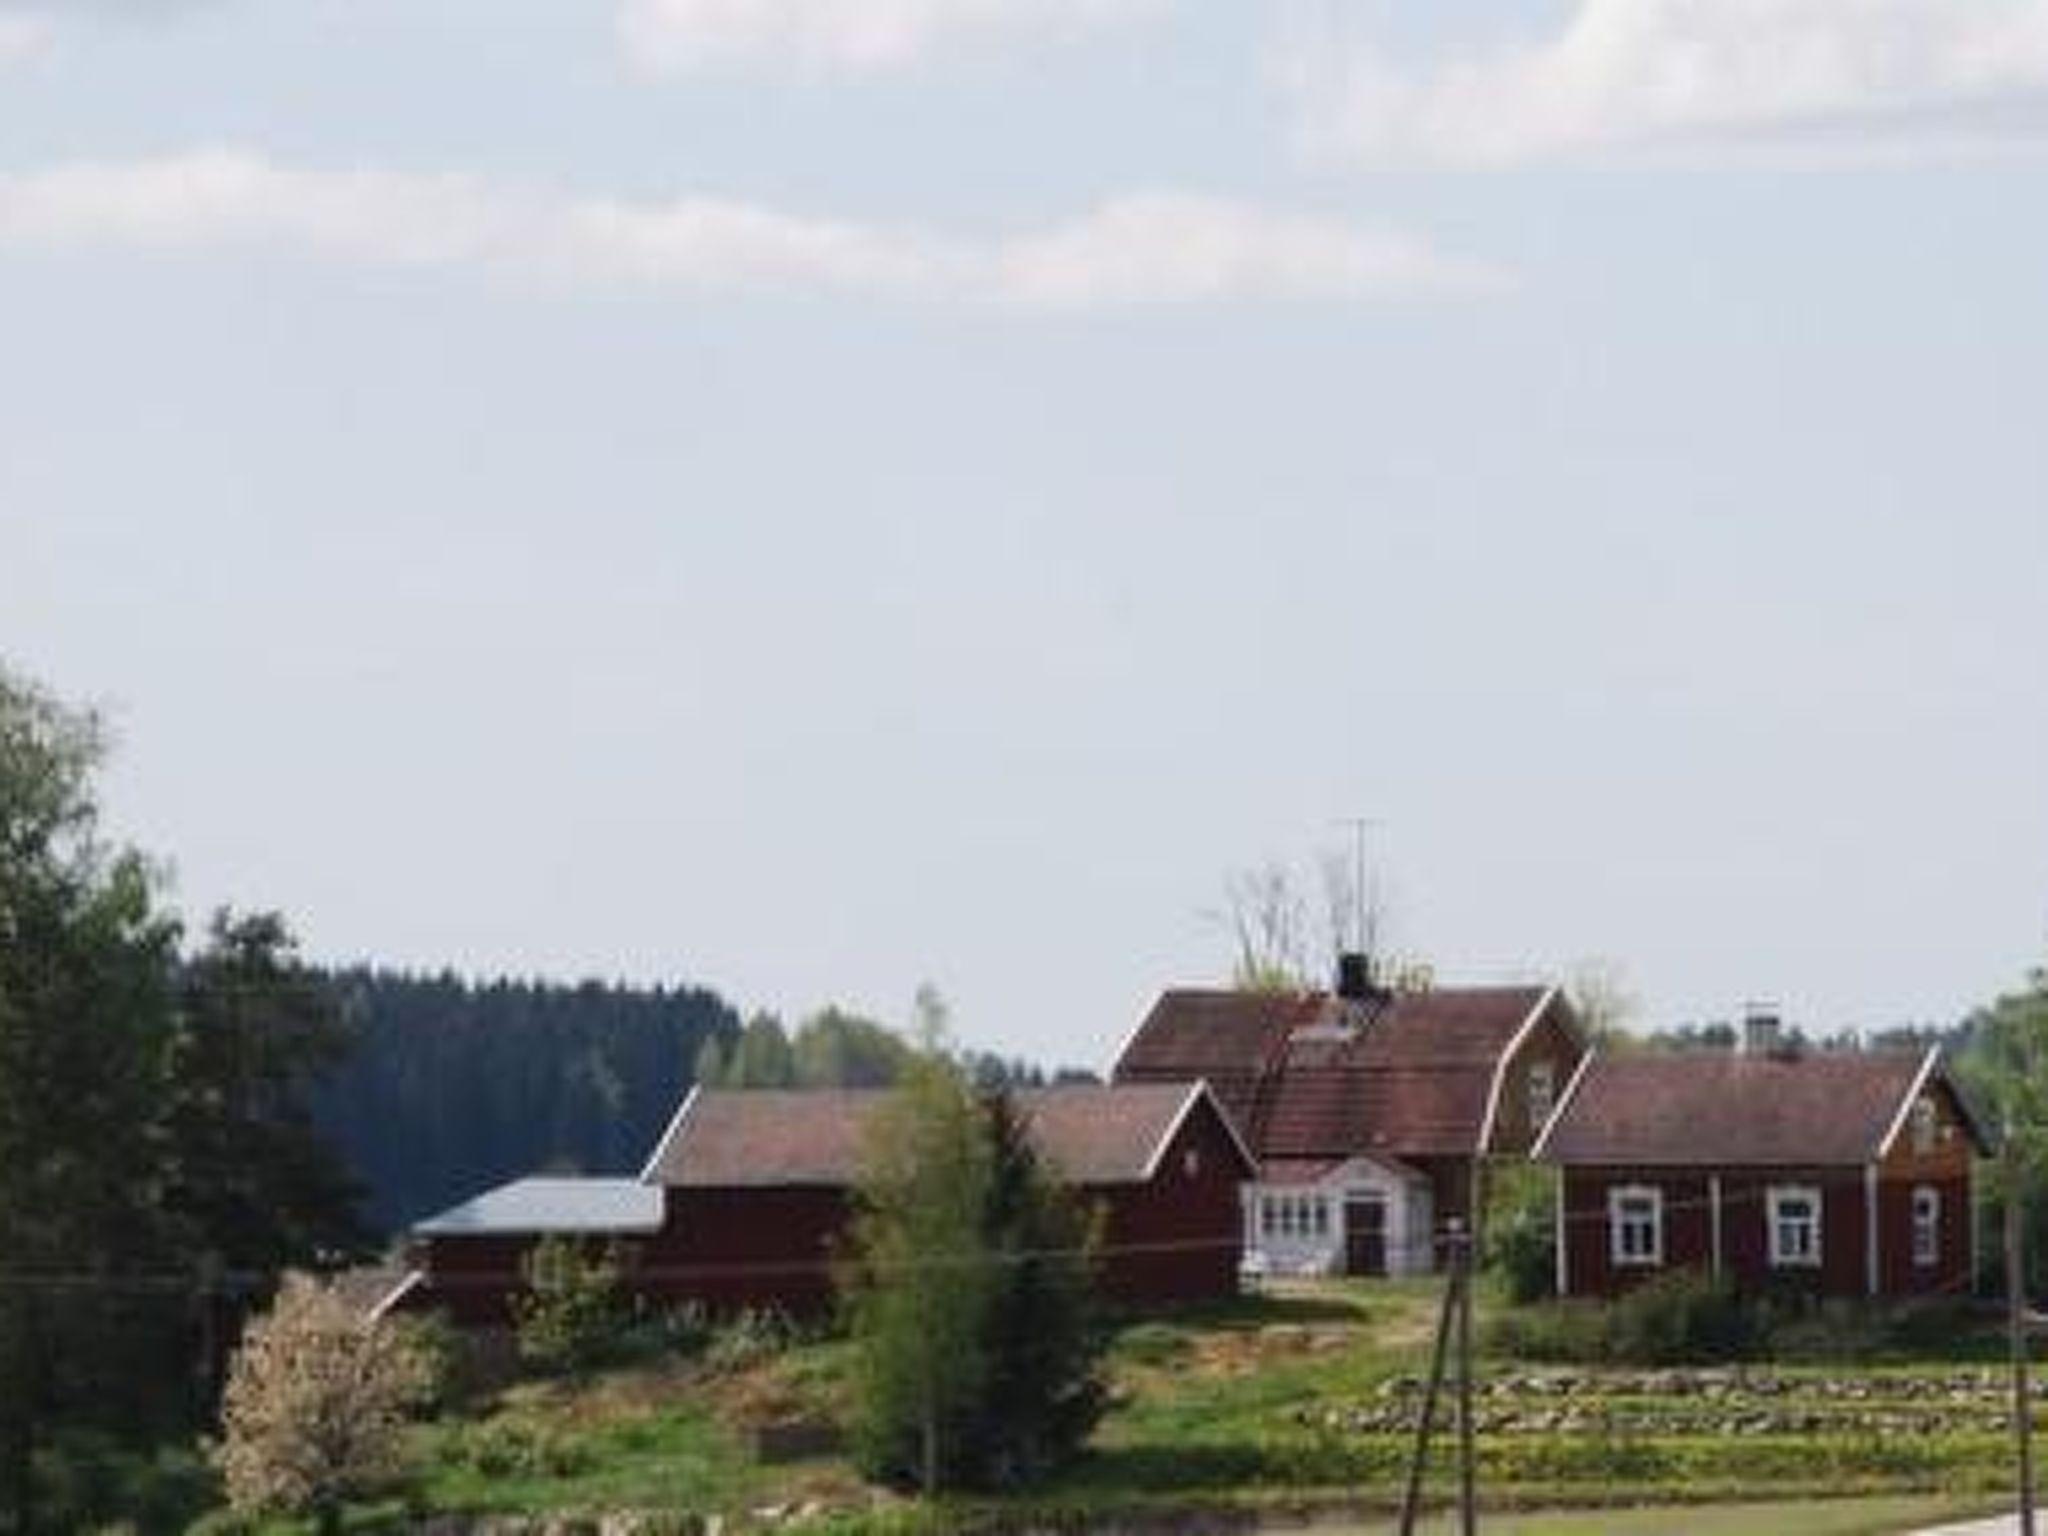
[1531,1045,1993,1167]
[413,1176,664,1237]
[1114,983,1566,1160]
[640,1081,1255,1190]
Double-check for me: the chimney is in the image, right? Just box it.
[1742,1003,1784,1057]
[1336,951,1376,1002]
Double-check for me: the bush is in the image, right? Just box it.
[1482,1164,1557,1304]
[1482,1298,1610,1362]
[1605,1268,1752,1363]
[513,1236,629,1377]
[705,1308,799,1372]
[213,1273,433,1531]
[1484,1269,1752,1364]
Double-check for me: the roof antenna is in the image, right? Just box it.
[1335,816,1382,958]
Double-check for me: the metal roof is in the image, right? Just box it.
[412,1176,664,1237]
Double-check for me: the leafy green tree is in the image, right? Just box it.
[793,1006,912,1088]
[0,667,184,1528]
[845,1043,995,1492]
[842,1001,1105,1493]
[1958,957,2048,1285]
[162,910,371,1273]
[725,1010,797,1087]
[0,663,373,1529]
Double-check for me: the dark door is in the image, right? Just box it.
[1345,1196,1387,1277]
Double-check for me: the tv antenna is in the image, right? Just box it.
[1334,816,1383,957]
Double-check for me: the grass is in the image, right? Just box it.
[1402,1493,2006,1534]
[201,1280,2036,1531]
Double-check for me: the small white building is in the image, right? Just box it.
[1243,1155,1435,1278]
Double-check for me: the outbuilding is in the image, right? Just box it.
[395,1080,1257,1325]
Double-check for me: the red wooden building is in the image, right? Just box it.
[393,1081,1255,1326]
[1113,969,1584,1276]
[1533,1019,1992,1299]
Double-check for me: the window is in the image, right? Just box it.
[1912,1187,1940,1268]
[1312,1197,1329,1238]
[1527,1061,1557,1128]
[1768,1185,1822,1268]
[1910,1097,1939,1154]
[1260,1196,1277,1238]
[1183,1147,1201,1179]
[1609,1185,1663,1267]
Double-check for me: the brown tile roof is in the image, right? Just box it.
[1113,984,1560,1160]
[1533,1048,1978,1167]
[641,1082,1253,1189]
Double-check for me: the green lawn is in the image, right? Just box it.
[1404,1494,2003,1535]
[209,1280,2035,1531]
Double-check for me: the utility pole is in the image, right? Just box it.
[1456,1217,1477,1536]
[1397,1224,1461,1536]
[2010,1122,2036,1536]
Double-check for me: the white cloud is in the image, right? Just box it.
[997,193,1511,305]
[0,11,55,64]
[619,0,1161,74]
[1282,0,2048,167]
[0,149,1508,307]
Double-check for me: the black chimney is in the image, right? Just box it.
[1336,951,1375,1001]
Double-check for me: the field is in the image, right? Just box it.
[212,1280,2028,1532]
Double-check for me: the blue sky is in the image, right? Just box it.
[4,0,2045,1065]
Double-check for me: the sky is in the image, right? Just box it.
[3,0,2046,1069]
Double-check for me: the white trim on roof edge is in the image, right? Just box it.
[1874,1046,1943,1160]
[1528,1045,1598,1162]
[638,1082,702,1184]
[369,1270,424,1324]
[1141,1080,1260,1182]
[1476,984,1560,1156]
[1106,993,1166,1081]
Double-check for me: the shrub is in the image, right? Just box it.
[213,1273,433,1532]
[1604,1268,1752,1364]
[1482,1164,1557,1304]
[1482,1298,1610,1362]
[705,1308,798,1372]
[513,1235,628,1377]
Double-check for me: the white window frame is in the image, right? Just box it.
[1768,1184,1823,1269]
[1527,1060,1557,1129]
[1912,1185,1941,1268]
[1609,1184,1663,1267]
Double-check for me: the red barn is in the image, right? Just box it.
[394,1080,1255,1325]
[1533,1021,1993,1300]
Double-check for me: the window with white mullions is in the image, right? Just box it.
[1527,1060,1557,1129]
[1609,1184,1663,1267]
[1912,1186,1940,1268]
[1768,1185,1822,1268]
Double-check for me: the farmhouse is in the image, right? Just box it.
[1113,961,1585,1277]
[395,1080,1255,1326]
[1533,1013,1992,1299]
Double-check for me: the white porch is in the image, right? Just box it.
[1242,1155,1435,1278]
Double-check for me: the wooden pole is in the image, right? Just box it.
[1397,1230,1461,1536]
[1456,1218,1477,1536]
[2010,1126,2036,1536]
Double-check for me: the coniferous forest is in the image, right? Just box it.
[309,971,742,1234]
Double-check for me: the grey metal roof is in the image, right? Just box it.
[413,1176,664,1237]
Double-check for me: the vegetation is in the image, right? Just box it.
[513,1236,630,1378]
[0,664,367,1533]
[312,969,740,1234]
[194,1279,2024,1530]
[213,1275,433,1531]
[842,1017,1105,1493]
